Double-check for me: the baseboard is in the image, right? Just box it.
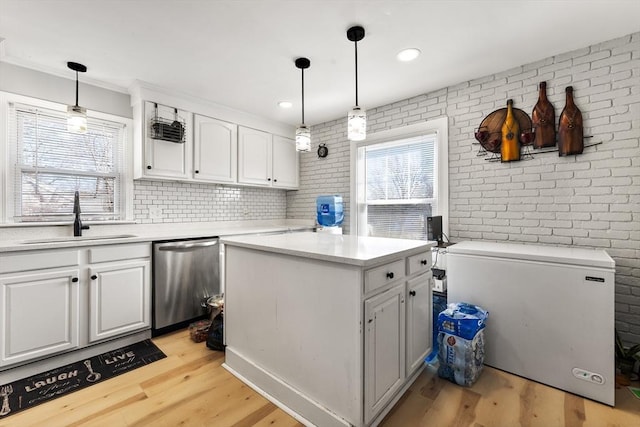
[224,347,352,427]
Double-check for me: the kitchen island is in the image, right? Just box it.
[221,232,434,427]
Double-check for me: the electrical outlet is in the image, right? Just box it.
[149,206,163,219]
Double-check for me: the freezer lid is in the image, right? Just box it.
[448,241,615,269]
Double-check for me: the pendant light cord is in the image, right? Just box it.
[75,70,79,107]
[301,68,305,125]
[354,40,359,106]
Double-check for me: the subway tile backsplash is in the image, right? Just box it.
[133,180,286,223]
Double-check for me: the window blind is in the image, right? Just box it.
[9,103,126,222]
[363,134,437,240]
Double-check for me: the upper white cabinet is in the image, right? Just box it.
[238,127,299,189]
[141,101,193,180]
[238,127,271,186]
[132,97,298,189]
[193,114,237,183]
[272,135,299,189]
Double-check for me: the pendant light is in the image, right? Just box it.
[295,57,311,152]
[347,26,366,141]
[67,61,88,134]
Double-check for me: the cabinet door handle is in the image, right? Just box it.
[420,259,428,265]
[147,165,152,170]
[386,272,394,279]
[409,290,416,297]
[368,318,373,324]
[195,170,199,174]
[91,275,98,280]
[71,277,79,283]
[274,179,277,182]
[267,178,271,181]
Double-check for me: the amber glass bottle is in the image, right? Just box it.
[501,99,520,162]
[558,86,583,156]
[532,81,555,148]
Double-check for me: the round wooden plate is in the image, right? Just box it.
[476,107,533,153]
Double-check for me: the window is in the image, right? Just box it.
[351,117,448,240]
[2,93,132,223]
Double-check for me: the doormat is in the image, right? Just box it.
[0,339,165,419]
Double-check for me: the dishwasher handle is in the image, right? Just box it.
[158,240,219,252]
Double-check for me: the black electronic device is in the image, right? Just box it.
[427,215,443,246]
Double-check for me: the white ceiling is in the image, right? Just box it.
[0,0,639,126]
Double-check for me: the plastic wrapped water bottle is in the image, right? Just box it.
[437,302,488,386]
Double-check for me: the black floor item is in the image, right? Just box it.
[0,339,166,419]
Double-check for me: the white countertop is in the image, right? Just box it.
[0,220,315,253]
[221,232,434,267]
[448,240,615,269]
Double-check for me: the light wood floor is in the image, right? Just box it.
[2,329,639,426]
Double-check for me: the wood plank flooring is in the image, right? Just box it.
[2,329,639,426]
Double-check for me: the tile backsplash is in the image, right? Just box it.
[134,180,286,223]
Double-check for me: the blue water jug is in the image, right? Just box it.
[316,195,344,227]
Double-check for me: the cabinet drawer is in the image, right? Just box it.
[364,259,406,294]
[0,250,78,274]
[407,251,432,276]
[88,243,151,263]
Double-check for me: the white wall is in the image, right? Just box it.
[287,33,640,343]
[0,62,132,118]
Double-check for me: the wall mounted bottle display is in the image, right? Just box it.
[558,86,584,156]
[531,81,556,148]
[500,99,521,162]
[474,102,532,161]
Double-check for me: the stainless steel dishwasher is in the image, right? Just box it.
[152,237,220,335]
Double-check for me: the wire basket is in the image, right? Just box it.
[149,104,186,143]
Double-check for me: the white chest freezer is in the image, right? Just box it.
[447,241,615,406]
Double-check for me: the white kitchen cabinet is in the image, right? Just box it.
[406,273,432,375]
[272,135,299,188]
[141,101,193,180]
[88,260,150,342]
[0,243,152,370]
[193,114,237,183]
[364,282,406,425]
[238,126,299,189]
[87,243,151,343]
[0,268,80,367]
[223,233,434,427]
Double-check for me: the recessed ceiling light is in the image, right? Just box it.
[278,101,293,109]
[397,48,421,62]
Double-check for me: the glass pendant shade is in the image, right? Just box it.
[295,124,311,152]
[347,106,366,141]
[67,62,88,134]
[67,105,87,134]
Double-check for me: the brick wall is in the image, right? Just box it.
[287,32,640,343]
[134,180,286,223]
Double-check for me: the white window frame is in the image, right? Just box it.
[350,117,449,239]
[0,91,134,225]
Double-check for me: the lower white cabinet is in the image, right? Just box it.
[406,273,433,375]
[89,260,150,342]
[0,243,152,369]
[0,268,80,367]
[364,283,406,425]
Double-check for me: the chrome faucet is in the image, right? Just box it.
[73,191,90,237]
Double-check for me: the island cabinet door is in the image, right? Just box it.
[406,273,433,375]
[0,269,80,367]
[364,282,406,424]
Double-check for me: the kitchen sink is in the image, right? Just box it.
[21,234,138,244]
